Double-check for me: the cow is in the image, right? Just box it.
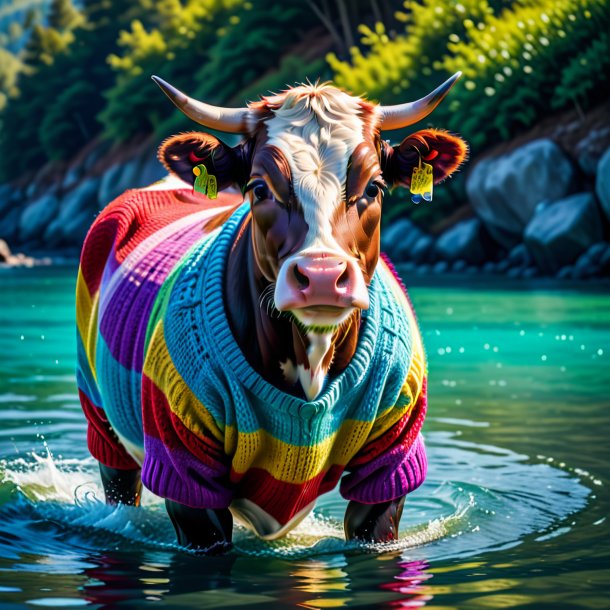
[76,74,467,553]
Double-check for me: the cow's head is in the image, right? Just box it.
[156,75,467,334]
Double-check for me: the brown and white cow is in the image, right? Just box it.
[90,75,467,551]
[153,74,466,401]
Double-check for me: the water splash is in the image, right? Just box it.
[0,431,593,564]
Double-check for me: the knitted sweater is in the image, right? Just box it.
[76,188,428,538]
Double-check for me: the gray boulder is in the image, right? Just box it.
[18,194,59,243]
[0,184,15,216]
[572,242,610,278]
[467,139,577,248]
[381,217,425,261]
[524,193,603,274]
[137,150,167,186]
[45,177,101,247]
[596,146,610,222]
[0,206,21,243]
[434,217,489,265]
[411,234,434,264]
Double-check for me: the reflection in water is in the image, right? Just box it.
[80,549,434,609]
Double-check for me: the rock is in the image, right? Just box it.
[381,217,425,261]
[524,193,603,274]
[576,127,610,176]
[62,165,83,190]
[0,206,21,243]
[572,242,610,278]
[18,194,59,243]
[410,234,434,264]
[452,259,467,272]
[97,163,127,206]
[467,139,577,248]
[137,150,167,186]
[556,266,574,279]
[506,243,532,268]
[433,260,448,274]
[506,266,524,278]
[596,146,610,223]
[599,246,610,275]
[0,184,15,217]
[45,177,101,247]
[434,217,490,265]
[0,238,36,267]
[522,266,539,279]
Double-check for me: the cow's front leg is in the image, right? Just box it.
[344,496,406,543]
[165,499,233,554]
[99,464,142,506]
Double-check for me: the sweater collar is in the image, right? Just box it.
[198,203,383,412]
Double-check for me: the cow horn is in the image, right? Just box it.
[151,75,250,133]
[379,72,462,130]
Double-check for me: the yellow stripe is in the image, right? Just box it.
[226,418,374,484]
[75,268,99,383]
[143,321,224,443]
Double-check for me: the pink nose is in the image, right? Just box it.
[275,255,369,311]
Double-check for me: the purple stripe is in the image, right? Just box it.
[340,433,427,503]
[99,222,206,371]
[142,435,232,509]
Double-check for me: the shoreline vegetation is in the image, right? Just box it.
[0,0,609,279]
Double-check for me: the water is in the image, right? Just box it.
[0,266,609,609]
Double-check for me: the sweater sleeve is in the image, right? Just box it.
[340,326,428,504]
[140,320,233,509]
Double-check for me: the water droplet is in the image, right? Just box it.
[541,355,547,361]
[597,348,604,356]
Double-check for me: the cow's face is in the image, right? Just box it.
[157,80,467,332]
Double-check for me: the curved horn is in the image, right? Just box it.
[151,75,250,133]
[379,72,462,131]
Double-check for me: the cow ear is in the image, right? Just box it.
[158,132,251,191]
[381,128,468,189]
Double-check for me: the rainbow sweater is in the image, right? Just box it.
[76,187,428,538]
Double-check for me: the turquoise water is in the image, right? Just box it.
[0,266,609,609]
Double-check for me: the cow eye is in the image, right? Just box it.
[365,180,384,199]
[248,179,272,203]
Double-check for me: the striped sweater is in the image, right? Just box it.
[76,187,428,538]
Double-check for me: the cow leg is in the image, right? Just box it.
[344,496,406,543]
[99,463,143,507]
[165,499,233,554]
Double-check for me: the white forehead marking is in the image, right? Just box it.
[265,84,371,251]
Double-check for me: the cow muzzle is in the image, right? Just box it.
[275,254,369,326]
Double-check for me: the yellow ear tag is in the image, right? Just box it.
[207,174,218,199]
[193,164,208,195]
[410,156,434,204]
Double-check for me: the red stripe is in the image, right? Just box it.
[79,389,139,470]
[231,465,345,525]
[142,375,225,468]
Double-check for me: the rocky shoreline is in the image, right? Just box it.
[383,137,610,281]
[1,125,609,279]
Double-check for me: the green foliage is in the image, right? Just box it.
[441,0,610,148]
[553,29,610,111]
[329,0,610,227]
[0,48,24,111]
[99,0,246,142]
[48,0,82,31]
[328,0,493,103]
